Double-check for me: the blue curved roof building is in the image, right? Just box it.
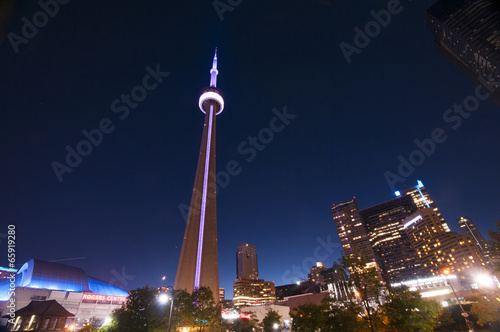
[0,259,128,301]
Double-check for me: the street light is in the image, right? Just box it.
[442,269,474,332]
[158,293,169,305]
[157,286,175,332]
[474,272,495,288]
[102,316,112,326]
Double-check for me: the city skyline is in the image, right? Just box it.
[1,0,499,300]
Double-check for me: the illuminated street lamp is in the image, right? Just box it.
[157,286,175,332]
[442,269,474,332]
[474,272,495,288]
[158,293,169,305]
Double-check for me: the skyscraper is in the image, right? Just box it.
[174,49,224,299]
[404,209,487,276]
[236,243,259,280]
[457,216,491,263]
[360,195,424,283]
[331,198,378,269]
[360,181,450,283]
[233,243,276,306]
[400,181,450,233]
[332,181,451,283]
[426,0,500,106]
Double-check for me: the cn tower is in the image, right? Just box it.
[174,49,224,300]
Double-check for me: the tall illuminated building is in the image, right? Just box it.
[426,0,500,106]
[404,209,487,276]
[360,181,450,283]
[331,198,378,269]
[457,216,491,263]
[174,49,224,299]
[360,195,424,283]
[400,180,450,233]
[233,243,275,306]
[332,181,451,283]
[237,243,259,280]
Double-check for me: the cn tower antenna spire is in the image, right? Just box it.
[210,48,218,87]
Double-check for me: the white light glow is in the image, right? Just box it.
[404,215,422,228]
[199,91,224,115]
[420,289,451,298]
[391,274,456,287]
[475,273,495,288]
[221,310,239,320]
[158,293,170,305]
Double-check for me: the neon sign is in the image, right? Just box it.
[221,310,252,320]
[82,293,127,303]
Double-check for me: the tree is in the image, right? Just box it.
[291,303,328,332]
[340,255,383,332]
[101,286,167,332]
[233,314,258,332]
[324,299,368,332]
[173,287,220,332]
[470,291,500,327]
[260,308,282,332]
[77,317,101,332]
[380,286,441,332]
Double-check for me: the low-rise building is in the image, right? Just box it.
[0,259,128,330]
[233,279,276,307]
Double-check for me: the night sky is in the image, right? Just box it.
[1,0,499,299]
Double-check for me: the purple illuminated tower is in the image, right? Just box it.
[174,49,224,300]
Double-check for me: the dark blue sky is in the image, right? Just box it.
[1,0,499,299]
